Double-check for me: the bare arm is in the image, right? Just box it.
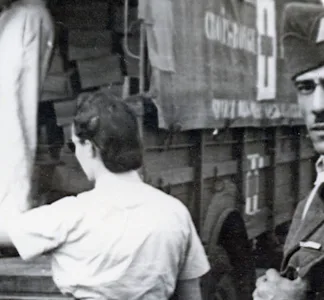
[173,278,202,300]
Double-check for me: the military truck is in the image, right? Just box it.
[0,0,321,299]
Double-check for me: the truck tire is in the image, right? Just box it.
[213,274,237,300]
[202,245,237,300]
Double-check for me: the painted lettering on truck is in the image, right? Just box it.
[205,0,276,101]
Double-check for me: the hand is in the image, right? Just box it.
[253,269,308,300]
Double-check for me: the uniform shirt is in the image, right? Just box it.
[0,0,54,216]
[7,171,210,300]
[302,155,324,220]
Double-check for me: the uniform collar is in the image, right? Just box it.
[301,155,324,220]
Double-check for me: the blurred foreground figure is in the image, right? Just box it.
[254,3,324,300]
[0,0,54,216]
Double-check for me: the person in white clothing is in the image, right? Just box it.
[0,91,210,300]
[0,0,54,217]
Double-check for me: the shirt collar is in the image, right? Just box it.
[9,0,45,8]
[315,155,324,186]
[20,0,45,4]
[95,170,142,189]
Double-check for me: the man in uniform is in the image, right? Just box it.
[0,0,54,217]
[254,3,324,300]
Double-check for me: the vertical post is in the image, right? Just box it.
[139,22,146,94]
[122,0,147,182]
[190,130,204,234]
[233,128,245,214]
[265,127,276,233]
[138,21,147,182]
[137,20,146,147]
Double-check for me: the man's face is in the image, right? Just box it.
[295,65,324,154]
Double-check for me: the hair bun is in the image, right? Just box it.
[88,116,100,133]
[74,115,100,139]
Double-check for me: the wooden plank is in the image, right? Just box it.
[203,144,233,162]
[144,129,193,149]
[77,55,122,89]
[0,257,50,276]
[274,211,295,226]
[147,160,239,187]
[202,161,237,177]
[0,277,58,295]
[203,130,235,162]
[71,46,111,61]
[0,295,72,300]
[148,167,193,187]
[275,152,296,164]
[274,165,294,186]
[145,149,191,173]
[274,184,294,198]
[245,208,271,239]
[42,73,73,102]
[273,194,295,210]
[0,275,60,294]
[0,257,59,295]
[61,3,109,30]
[68,30,112,60]
[274,206,295,225]
[54,100,76,127]
[300,149,316,160]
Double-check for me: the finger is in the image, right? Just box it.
[253,289,262,300]
[265,268,281,282]
[256,275,267,288]
[292,276,308,290]
[252,289,257,297]
[253,289,263,300]
[293,276,305,284]
[253,295,271,300]
[255,281,277,299]
[253,287,273,300]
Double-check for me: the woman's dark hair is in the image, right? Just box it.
[73,91,143,173]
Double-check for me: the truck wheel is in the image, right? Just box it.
[202,246,238,300]
[213,274,237,300]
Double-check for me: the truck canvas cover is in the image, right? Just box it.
[140,0,320,130]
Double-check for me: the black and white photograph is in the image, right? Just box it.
[0,0,323,299]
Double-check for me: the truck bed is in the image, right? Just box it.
[0,257,71,300]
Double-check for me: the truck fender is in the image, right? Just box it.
[201,179,255,300]
[202,209,255,300]
[202,178,237,246]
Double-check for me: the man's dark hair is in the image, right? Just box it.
[73,91,143,173]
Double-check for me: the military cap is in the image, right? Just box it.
[282,2,324,79]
